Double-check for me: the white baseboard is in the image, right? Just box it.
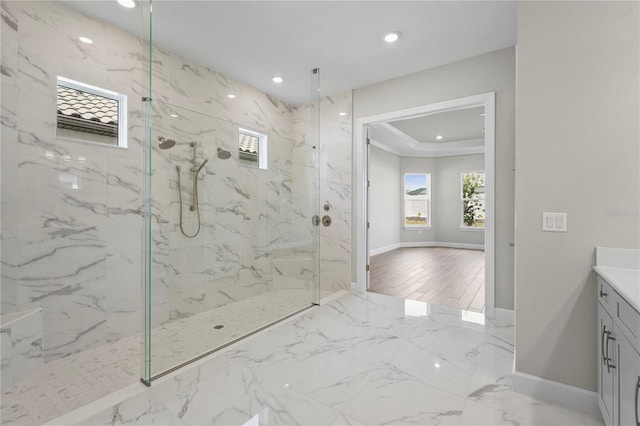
[369,241,484,256]
[435,241,484,251]
[512,371,600,418]
[493,307,514,323]
[369,243,403,256]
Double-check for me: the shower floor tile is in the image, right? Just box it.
[0,288,317,426]
[51,292,602,426]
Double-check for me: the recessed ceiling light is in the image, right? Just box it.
[117,0,136,8]
[78,36,94,44]
[169,113,178,118]
[339,112,346,116]
[436,135,443,140]
[227,94,236,99]
[272,76,283,84]
[384,32,399,43]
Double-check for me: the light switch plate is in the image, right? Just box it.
[542,212,567,232]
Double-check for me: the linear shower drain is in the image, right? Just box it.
[213,324,224,329]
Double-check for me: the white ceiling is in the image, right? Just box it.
[389,107,485,144]
[369,106,486,157]
[63,1,517,104]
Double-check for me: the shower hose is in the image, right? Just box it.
[176,167,201,238]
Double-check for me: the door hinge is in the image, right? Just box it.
[366,264,370,271]
[367,222,370,229]
[367,180,370,188]
[366,138,371,145]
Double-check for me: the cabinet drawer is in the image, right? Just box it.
[618,297,640,351]
[598,277,615,310]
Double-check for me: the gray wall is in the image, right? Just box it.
[515,2,639,391]
[369,146,401,251]
[353,47,515,309]
[369,149,485,250]
[434,154,485,245]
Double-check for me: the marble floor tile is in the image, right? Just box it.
[149,356,342,426]
[2,288,319,425]
[44,291,601,426]
[383,339,478,397]
[459,399,536,426]
[228,349,379,411]
[467,377,588,425]
[340,366,467,425]
[77,391,187,426]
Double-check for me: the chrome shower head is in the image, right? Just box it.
[217,147,232,160]
[158,136,176,149]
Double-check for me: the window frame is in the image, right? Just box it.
[403,172,431,229]
[238,127,268,170]
[56,76,128,148]
[460,171,486,230]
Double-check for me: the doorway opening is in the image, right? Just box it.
[355,93,496,317]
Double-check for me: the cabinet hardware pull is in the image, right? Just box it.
[605,331,616,372]
[600,288,607,298]
[602,325,608,365]
[635,376,640,426]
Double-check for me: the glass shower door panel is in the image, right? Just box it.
[146,101,319,379]
[267,134,319,308]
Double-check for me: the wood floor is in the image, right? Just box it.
[368,247,485,313]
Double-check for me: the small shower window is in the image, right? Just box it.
[56,76,127,148]
[238,128,267,169]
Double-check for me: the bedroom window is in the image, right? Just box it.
[404,173,430,228]
[461,171,485,228]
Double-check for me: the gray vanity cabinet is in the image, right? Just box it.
[597,276,640,426]
[598,283,616,425]
[617,332,640,426]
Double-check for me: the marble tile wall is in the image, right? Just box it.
[1,0,19,316]
[0,0,352,371]
[1,1,147,363]
[0,308,43,392]
[292,92,353,295]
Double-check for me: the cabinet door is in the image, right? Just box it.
[617,329,640,426]
[599,303,615,425]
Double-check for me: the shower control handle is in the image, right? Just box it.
[322,215,332,227]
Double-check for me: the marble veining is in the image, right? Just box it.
[0,288,319,425]
[2,0,352,370]
[2,1,353,423]
[0,308,43,392]
[51,292,601,426]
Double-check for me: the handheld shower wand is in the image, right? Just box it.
[176,142,208,238]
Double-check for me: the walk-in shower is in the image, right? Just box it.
[0,1,348,422]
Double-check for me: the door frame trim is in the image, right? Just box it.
[354,92,496,318]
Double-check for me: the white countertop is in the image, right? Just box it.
[594,266,640,313]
